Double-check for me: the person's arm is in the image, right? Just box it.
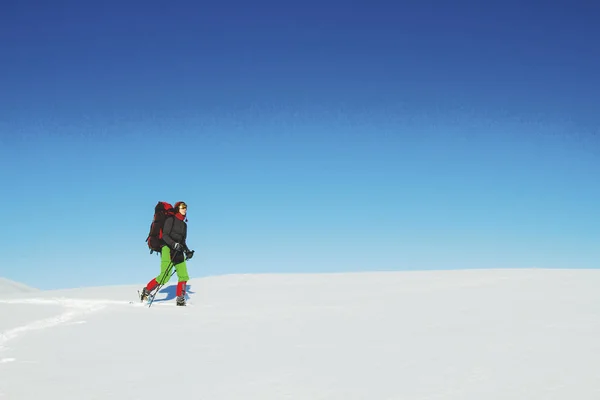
[182,224,188,250]
[162,217,176,248]
[182,224,194,258]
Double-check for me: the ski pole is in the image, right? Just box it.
[148,249,180,308]
[148,264,175,308]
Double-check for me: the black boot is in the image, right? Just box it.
[176,296,186,306]
[140,287,151,302]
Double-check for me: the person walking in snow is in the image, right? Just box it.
[140,201,195,306]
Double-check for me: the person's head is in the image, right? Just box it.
[175,201,187,216]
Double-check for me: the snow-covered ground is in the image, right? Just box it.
[0,278,39,295]
[1,269,600,399]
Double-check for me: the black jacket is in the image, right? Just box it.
[162,215,188,251]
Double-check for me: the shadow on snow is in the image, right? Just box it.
[151,284,195,303]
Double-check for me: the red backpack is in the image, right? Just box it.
[146,201,176,254]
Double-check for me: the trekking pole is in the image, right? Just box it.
[147,264,175,308]
[147,249,180,308]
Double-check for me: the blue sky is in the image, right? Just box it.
[1,0,599,290]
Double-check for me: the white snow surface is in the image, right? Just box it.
[0,277,39,294]
[1,269,600,399]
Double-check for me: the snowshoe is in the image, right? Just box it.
[140,287,151,302]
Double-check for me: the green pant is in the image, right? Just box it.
[156,246,189,284]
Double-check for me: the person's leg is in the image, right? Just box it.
[141,247,174,300]
[145,277,159,292]
[174,260,189,303]
[155,246,175,285]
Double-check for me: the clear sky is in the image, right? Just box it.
[1,0,599,290]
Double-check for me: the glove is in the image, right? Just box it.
[185,250,195,260]
[173,243,183,251]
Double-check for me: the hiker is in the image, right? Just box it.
[141,201,195,306]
